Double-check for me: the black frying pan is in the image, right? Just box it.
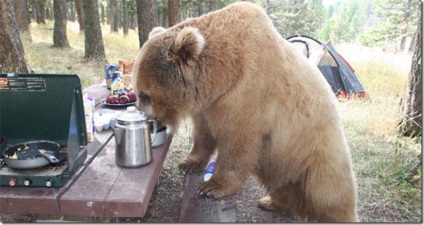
[2,140,60,169]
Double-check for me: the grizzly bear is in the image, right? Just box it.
[132,2,359,222]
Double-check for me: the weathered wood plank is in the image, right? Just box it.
[104,132,173,218]
[0,187,61,214]
[60,132,173,218]
[59,139,121,217]
[178,172,236,223]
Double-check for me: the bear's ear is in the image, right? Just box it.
[149,27,166,39]
[170,27,205,65]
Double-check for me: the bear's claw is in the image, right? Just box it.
[197,179,229,199]
[178,159,205,173]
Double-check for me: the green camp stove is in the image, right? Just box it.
[0,73,88,188]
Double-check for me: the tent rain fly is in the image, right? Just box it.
[287,34,367,100]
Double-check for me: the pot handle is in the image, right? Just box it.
[149,119,157,144]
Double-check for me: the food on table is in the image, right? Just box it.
[8,152,18,159]
[105,91,137,105]
[119,95,130,104]
[106,95,119,104]
[127,91,137,102]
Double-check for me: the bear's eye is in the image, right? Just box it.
[138,91,151,105]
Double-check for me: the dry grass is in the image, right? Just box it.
[22,21,422,222]
[337,44,421,222]
[24,21,139,88]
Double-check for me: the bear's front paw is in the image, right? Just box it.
[178,158,206,173]
[197,179,234,199]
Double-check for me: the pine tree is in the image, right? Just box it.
[359,0,419,48]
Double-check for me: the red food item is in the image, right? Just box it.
[127,91,137,102]
[106,95,119,104]
[119,95,130,104]
[119,91,128,97]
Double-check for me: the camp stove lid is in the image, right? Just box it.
[0,73,87,146]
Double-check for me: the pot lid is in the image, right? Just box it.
[116,106,147,123]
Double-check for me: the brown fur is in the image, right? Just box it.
[132,2,359,222]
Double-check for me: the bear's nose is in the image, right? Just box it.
[136,102,154,118]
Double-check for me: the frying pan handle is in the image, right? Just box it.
[37,153,60,164]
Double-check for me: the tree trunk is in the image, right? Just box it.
[136,0,158,48]
[122,0,128,36]
[0,0,31,73]
[128,0,136,29]
[168,0,180,27]
[33,0,45,24]
[45,0,52,20]
[109,0,117,33]
[198,0,204,16]
[398,21,422,137]
[68,1,75,22]
[30,3,35,21]
[162,0,168,28]
[100,1,105,25]
[53,0,69,48]
[82,0,106,61]
[409,31,418,52]
[13,0,31,34]
[130,12,135,29]
[75,0,84,32]
[208,0,217,12]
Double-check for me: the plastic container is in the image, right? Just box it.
[83,94,95,142]
[93,109,120,132]
[204,151,218,181]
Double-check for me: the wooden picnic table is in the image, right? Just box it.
[0,81,173,219]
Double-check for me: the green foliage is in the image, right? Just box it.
[181,0,239,19]
[266,0,326,38]
[317,0,373,42]
[359,0,420,47]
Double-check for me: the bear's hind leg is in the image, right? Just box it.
[198,131,261,199]
[257,182,306,220]
[179,114,217,172]
[306,178,359,222]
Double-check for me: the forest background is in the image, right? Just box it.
[0,0,422,223]
[19,0,421,52]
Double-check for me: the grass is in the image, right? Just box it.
[338,44,422,222]
[23,20,139,88]
[21,21,422,222]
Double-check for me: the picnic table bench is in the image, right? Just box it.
[0,80,236,222]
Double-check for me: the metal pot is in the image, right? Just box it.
[151,126,167,147]
[2,140,60,169]
[113,106,157,168]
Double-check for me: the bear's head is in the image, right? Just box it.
[132,26,206,128]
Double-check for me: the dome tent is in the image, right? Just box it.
[287,34,367,99]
